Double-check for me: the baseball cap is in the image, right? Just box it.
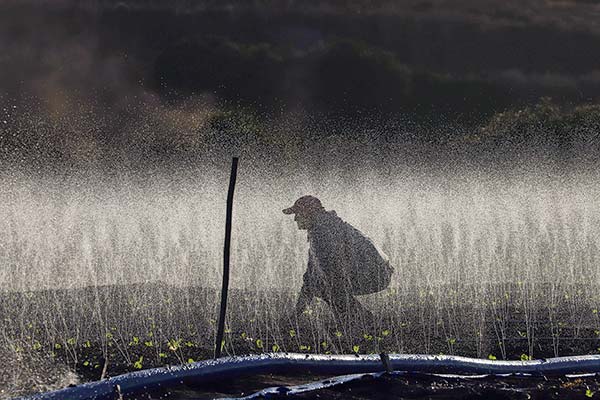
[282,195,324,215]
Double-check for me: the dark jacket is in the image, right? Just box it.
[302,210,391,297]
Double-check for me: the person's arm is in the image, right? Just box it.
[295,239,319,316]
[295,280,314,316]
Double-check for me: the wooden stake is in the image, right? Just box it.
[215,157,238,359]
[379,352,393,373]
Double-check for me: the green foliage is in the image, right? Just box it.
[207,109,262,142]
[168,339,181,351]
[133,356,144,369]
[474,98,600,158]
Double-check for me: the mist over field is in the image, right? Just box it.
[2,0,600,397]
[1,166,599,292]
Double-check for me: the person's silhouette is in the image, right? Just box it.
[283,195,392,322]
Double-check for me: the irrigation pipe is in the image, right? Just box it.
[215,157,238,359]
[22,353,600,400]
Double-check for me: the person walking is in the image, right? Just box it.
[283,195,393,322]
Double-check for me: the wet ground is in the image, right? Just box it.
[2,283,600,398]
[129,371,600,399]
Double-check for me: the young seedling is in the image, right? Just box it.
[133,356,143,369]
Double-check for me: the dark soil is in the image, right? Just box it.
[2,282,600,396]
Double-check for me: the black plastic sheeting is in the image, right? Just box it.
[225,371,387,399]
[221,371,596,400]
[20,353,600,400]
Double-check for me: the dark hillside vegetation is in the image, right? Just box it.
[1,0,600,169]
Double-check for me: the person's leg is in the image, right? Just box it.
[322,286,372,323]
[345,295,374,328]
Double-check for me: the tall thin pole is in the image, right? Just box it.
[215,157,238,359]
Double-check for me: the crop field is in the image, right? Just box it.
[5,0,600,398]
[1,167,599,393]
